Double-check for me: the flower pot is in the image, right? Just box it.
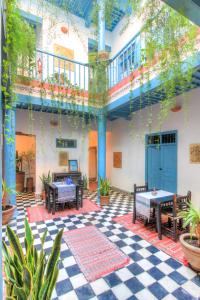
[26,177,34,192]
[180,233,200,272]
[2,205,16,225]
[100,195,109,206]
[41,190,46,200]
[16,171,25,192]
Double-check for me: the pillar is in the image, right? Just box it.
[3,107,16,205]
[98,112,106,182]
[97,0,106,184]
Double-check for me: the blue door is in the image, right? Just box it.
[146,131,177,193]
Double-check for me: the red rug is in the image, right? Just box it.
[113,213,187,265]
[63,226,130,282]
[27,199,101,223]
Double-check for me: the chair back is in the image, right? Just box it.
[133,183,148,201]
[173,191,191,216]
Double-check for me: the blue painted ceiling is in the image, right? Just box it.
[47,0,130,31]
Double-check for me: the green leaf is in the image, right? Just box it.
[24,218,34,250]
[46,267,59,300]
[45,229,63,279]
[7,226,25,265]
[38,276,51,300]
[33,250,45,300]
[41,229,47,246]
[13,285,27,300]
[23,266,32,296]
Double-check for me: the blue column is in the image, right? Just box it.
[4,107,16,205]
[98,0,105,52]
[98,112,106,182]
[97,0,106,186]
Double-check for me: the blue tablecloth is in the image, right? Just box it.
[53,182,76,203]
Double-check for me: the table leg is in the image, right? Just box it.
[52,189,56,215]
[156,204,162,240]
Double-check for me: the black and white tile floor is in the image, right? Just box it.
[3,191,200,300]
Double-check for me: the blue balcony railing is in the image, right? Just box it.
[36,49,89,91]
[17,33,142,93]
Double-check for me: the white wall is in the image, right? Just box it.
[16,110,89,194]
[110,89,200,208]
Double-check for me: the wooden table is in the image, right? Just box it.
[47,182,81,214]
[135,190,174,239]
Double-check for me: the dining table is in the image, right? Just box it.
[135,190,174,239]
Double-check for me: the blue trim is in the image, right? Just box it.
[16,94,99,115]
[19,9,42,25]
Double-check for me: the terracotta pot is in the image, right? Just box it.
[41,190,46,200]
[180,233,200,272]
[16,171,25,192]
[2,205,16,225]
[100,195,109,206]
[26,177,34,192]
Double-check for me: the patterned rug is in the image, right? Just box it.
[113,213,187,265]
[27,199,101,223]
[63,225,130,282]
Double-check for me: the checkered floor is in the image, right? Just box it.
[3,191,200,300]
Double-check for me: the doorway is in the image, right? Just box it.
[16,132,36,193]
[145,131,177,193]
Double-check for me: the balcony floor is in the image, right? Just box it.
[3,191,200,300]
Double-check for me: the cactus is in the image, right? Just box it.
[3,218,63,299]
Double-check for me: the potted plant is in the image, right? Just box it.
[99,177,110,206]
[39,171,51,200]
[3,218,63,299]
[2,180,16,225]
[82,174,88,197]
[16,151,25,192]
[21,150,35,192]
[179,203,200,271]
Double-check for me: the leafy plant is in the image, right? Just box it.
[99,177,110,196]
[3,218,63,299]
[82,175,88,190]
[2,180,16,210]
[39,171,52,189]
[180,202,200,247]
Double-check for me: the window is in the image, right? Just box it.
[162,133,176,144]
[56,139,77,148]
[147,135,160,145]
[118,43,135,80]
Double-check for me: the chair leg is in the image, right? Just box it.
[133,199,136,223]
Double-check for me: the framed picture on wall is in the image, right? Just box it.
[68,160,78,172]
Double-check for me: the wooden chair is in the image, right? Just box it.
[161,191,191,241]
[132,183,148,224]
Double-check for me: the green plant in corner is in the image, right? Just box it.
[82,175,88,190]
[39,171,52,189]
[2,180,16,210]
[99,177,110,196]
[3,218,63,299]
[180,202,200,247]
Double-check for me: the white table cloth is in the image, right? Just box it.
[136,190,174,219]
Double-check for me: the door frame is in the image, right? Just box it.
[145,130,178,192]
